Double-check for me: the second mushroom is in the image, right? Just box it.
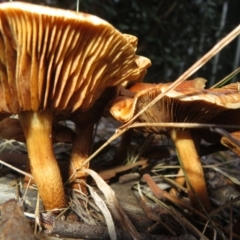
[107,79,240,212]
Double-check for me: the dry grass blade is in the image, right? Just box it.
[210,67,240,89]
[34,193,41,235]
[211,167,240,185]
[154,200,208,240]
[120,24,240,129]
[136,184,179,236]
[144,174,232,240]
[135,184,209,240]
[209,195,240,217]
[83,127,128,166]
[84,121,240,167]
[69,191,97,225]
[0,159,33,179]
[129,122,240,131]
[87,185,117,240]
[84,168,141,240]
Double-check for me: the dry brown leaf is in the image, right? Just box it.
[84,168,141,240]
[87,185,116,240]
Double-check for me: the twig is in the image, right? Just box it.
[0,160,33,179]
[83,127,129,167]
[43,218,195,240]
[210,67,240,88]
[129,122,240,130]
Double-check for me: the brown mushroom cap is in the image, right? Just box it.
[0,2,147,114]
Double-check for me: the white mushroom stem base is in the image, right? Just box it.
[69,124,93,191]
[170,129,211,212]
[19,111,66,210]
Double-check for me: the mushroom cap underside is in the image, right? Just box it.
[0,2,149,114]
[108,82,240,133]
[57,86,119,125]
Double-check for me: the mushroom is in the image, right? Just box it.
[0,2,147,210]
[66,46,151,190]
[67,87,119,190]
[107,79,240,211]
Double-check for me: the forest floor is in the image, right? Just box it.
[0,117,240,240]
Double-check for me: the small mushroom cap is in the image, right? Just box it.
[107,80,240,133]
[0,2,150,114]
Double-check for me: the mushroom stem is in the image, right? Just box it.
[69,124,93,191]
[170,129,211,212]
[18,111,66,210]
